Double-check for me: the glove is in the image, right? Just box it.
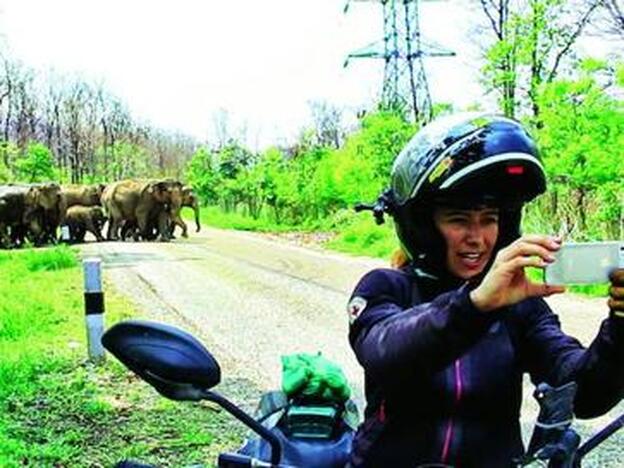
[608,268,624,318]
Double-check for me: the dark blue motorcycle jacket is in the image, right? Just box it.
[347,267,624,467]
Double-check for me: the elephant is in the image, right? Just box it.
[62,183,106,208]
[9,218,42,246]
[119,210,166,242]
[102,179,183,242]
[0,183,59,247]
[23,182,67,244]
[0,185,33,247]
[168,186,201,238]
[63,205,107,243]
[123,184,200,240]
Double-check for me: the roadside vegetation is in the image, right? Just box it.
[0,246,243,467]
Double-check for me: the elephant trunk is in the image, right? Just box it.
[193,201,201,232]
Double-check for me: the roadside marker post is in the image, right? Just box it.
[83,257,105,363]
[60,225,71,243]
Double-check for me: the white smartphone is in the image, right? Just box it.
[543,241,624,285]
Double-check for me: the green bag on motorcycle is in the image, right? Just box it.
[237,353,358,467]
[281,352,351,403]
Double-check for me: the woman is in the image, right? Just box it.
[347,113,624,467]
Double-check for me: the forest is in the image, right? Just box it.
[0,0,622,243]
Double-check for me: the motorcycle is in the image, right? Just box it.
[102,319,355,468]
[102,319,624,468]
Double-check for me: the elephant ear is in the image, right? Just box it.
[41,183,60,197]
[142,181,169,201]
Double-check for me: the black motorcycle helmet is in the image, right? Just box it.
[387,113,547,280]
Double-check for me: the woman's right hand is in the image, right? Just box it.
[608,268,624,318]
[469,235,566,312]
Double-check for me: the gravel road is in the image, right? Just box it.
[78,228,385,407]
[77,227,624,465]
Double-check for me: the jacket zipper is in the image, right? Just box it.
[441,358,463,465]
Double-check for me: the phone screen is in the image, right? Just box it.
[543,242,624,285]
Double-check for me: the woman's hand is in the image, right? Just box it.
[469,235,566,312]
[609,269,624,318]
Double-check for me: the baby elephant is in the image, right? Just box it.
[63,205,107,243]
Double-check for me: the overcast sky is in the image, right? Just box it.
[0,1,514,148]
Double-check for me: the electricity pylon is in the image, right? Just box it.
[344,0,455,123]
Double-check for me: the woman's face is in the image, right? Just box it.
[433,206,500,280]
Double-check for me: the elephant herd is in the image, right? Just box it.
[0,179,201,248]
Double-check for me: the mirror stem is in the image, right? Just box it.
[204,390,282,465]
[575,412,624,463]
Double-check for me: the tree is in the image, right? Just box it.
[532,60,624,238]
[0,50,198,183]
[596,0,624,39]
[478,0,601,118]
[41,73,67,172]
[308,100,347,149]
[479,0,519,117]
[319,110,415,209]
[521,0,601,118]
[0,144,13,182]
[0,159,10,182]
[13,69,39,153]
[97,88,132,181]
[61,79,94,182]
[13,143,56,182]
[261,147,293,223]
[186,147,222,205]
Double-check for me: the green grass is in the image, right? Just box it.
[190,205,398,259]
[0,246,245,467]
[323,212,397,259]
[190,205,300,233]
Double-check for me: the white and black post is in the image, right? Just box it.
[84,257,106,363]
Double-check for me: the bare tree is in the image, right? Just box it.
[592,0,624,39]
[98,88,132,180]
[478,0,519,117]
[62,79,94,183]
[0,54,18,164]
[0,50,200,182]
[308,100,346,149]
[212,108,231,150]
[525,0,601,117]
[605,0,624,36]
[41,72,66,168]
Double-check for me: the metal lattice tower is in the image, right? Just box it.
[344,0,455,123]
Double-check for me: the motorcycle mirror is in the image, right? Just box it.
[102,319,221,401]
